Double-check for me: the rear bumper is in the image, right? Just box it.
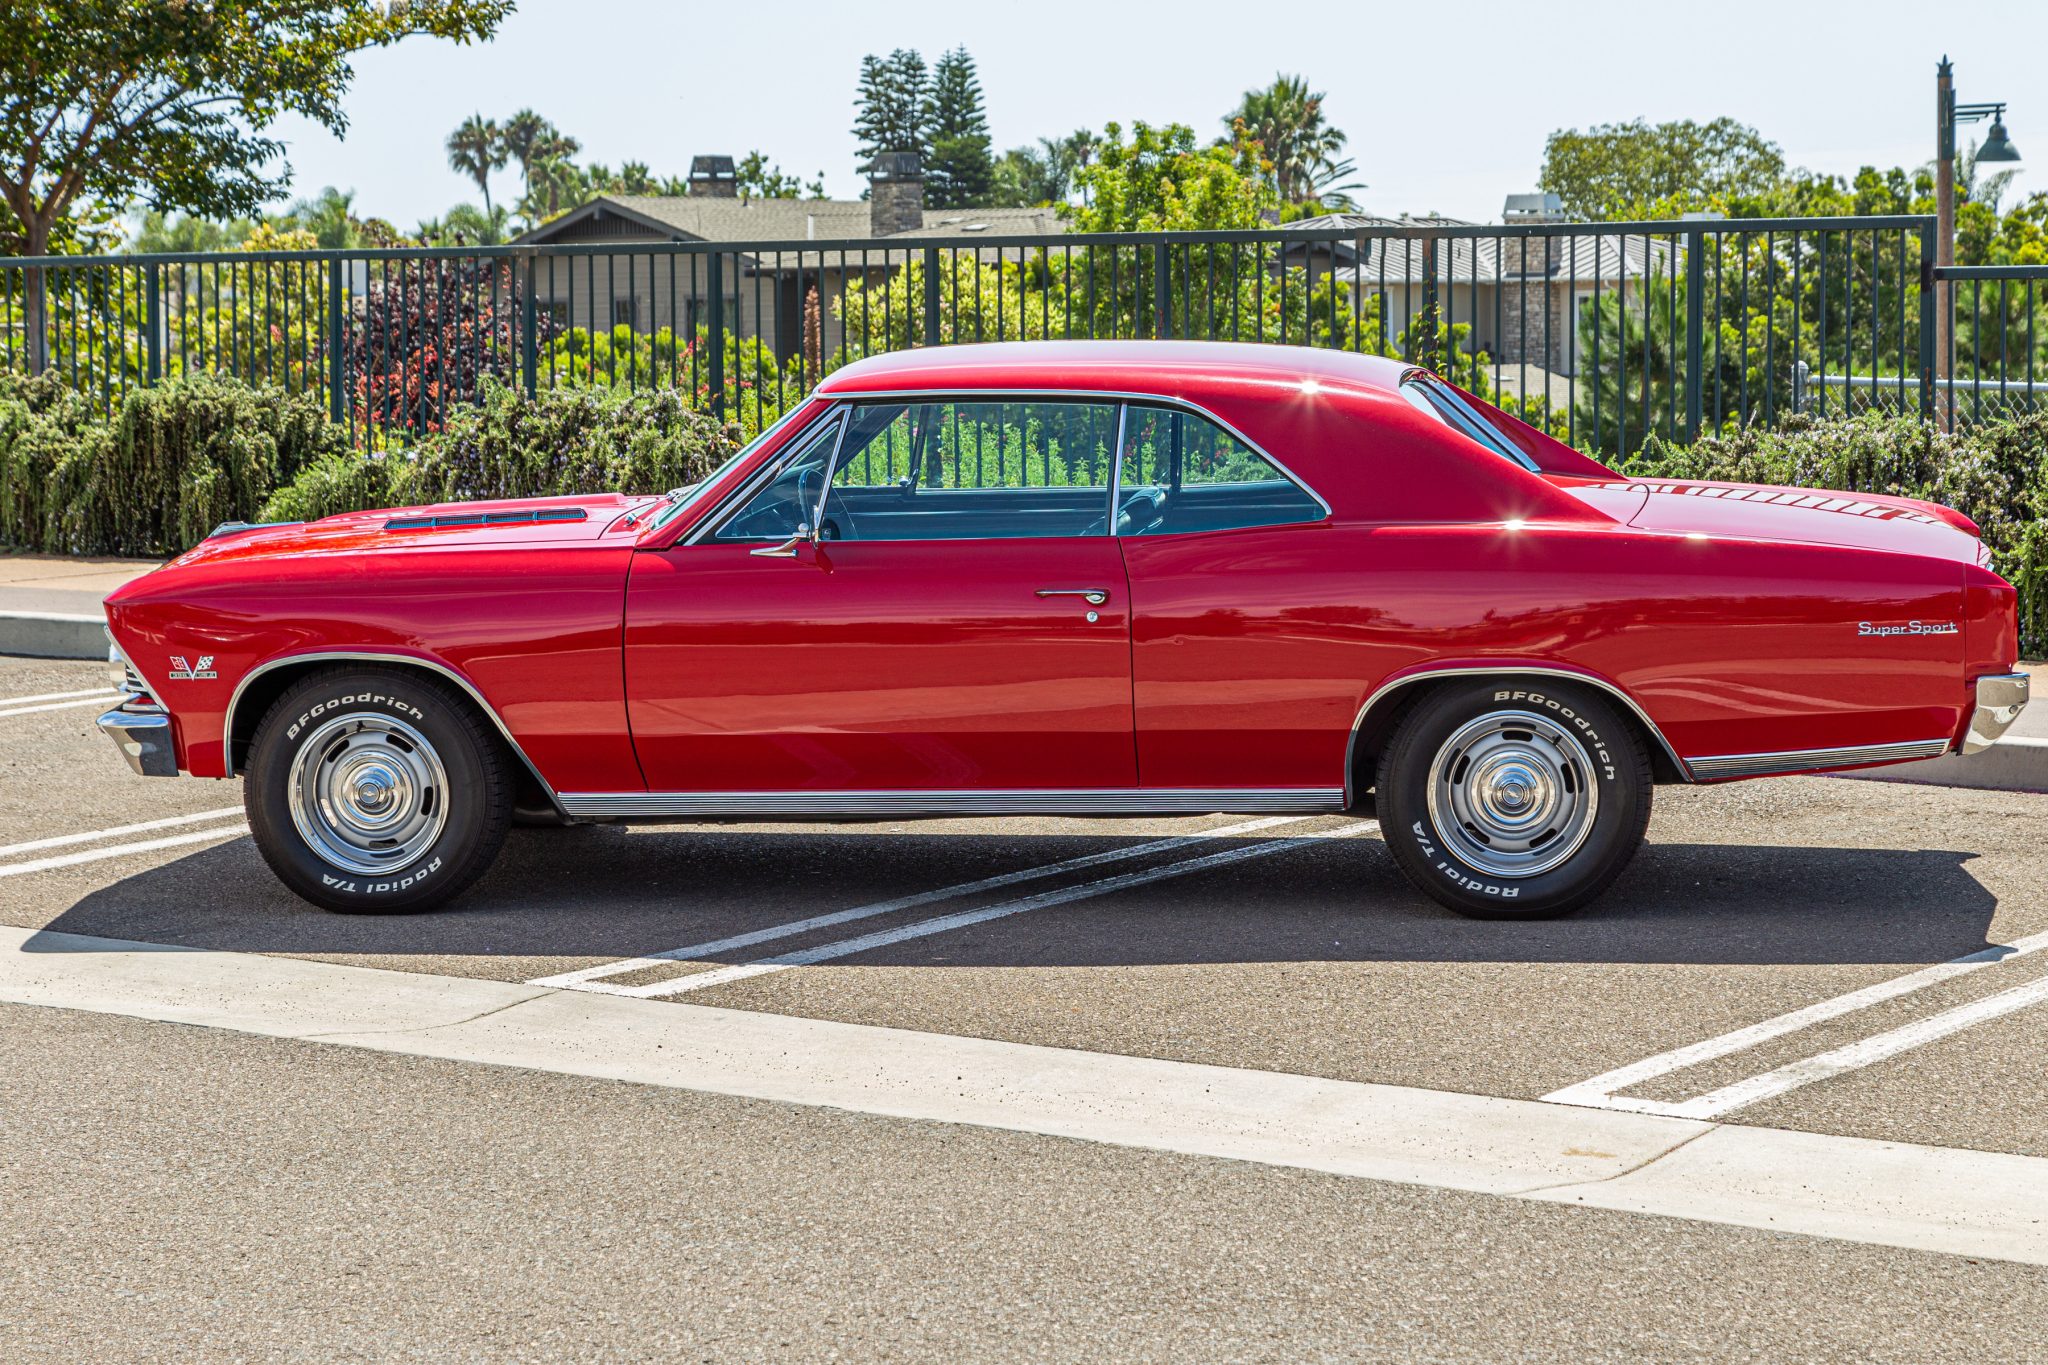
[1962,672,2030,755]
[98,708,179,777]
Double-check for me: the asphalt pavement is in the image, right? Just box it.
[5,650,2048,1359]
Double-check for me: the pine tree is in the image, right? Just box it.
[852,49,930,168]
[924,47,993,208]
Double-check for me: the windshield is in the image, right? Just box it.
[1398,372,1538,472]
[646,400,819,532]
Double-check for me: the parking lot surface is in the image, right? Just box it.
[6,651,2048,1357]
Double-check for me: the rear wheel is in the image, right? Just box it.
[1375,679,1652,919]
[245,666,513,913]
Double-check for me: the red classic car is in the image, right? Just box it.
[99,341,2028,918]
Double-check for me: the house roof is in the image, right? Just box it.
[516,196,1065,248]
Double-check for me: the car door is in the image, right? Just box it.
[622,397,1136,798]
[1113,403,1351,793]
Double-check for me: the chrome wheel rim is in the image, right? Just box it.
[1425,709,1599,879]
[288,713,449,876]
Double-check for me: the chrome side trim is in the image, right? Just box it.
[1963,672,2029,755]
[557,787,1345,820]
[1688,737,1952,781]
[98,709,179,777]
[1342,666,1693,804]
[221,652,564,814]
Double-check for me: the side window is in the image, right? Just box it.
[821,399,1117,542]
[1115,406,1323,536]
[708,412,844,543]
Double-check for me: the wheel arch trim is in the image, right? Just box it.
[221,650,564,813]
[1343,664,1693,806]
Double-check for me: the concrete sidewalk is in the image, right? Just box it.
[0,552,158,658]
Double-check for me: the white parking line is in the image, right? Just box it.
[0,807,246,861]
[586,821,1379,1001]
[10,922,2048,1267]
[1544,928,2048,1118]
[0,687,118,708]
[531,814,1318,991]
[0,823,249,878]
[0,695,120,719]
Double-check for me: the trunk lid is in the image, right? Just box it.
[1549,475,1988,566]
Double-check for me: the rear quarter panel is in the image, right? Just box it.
[1124,519,1970,789]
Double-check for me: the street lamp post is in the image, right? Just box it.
[1935,57,2021,419]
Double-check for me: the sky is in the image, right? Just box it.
[265,0,2041,228]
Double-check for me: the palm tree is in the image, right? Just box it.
[1228,75,1357,207]
[446,113,508,218]
[501,110,580,207]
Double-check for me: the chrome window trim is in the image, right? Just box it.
[1398,369,1541,473]
[817,387,1334,526]
[653,396,819,534]
[685,406,851,546]
[556,787,1345,820]
[1688,737,1952,780]
[1343,666,1694,805]
[221,651,564,814]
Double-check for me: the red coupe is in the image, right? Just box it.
[99,342,2028,918]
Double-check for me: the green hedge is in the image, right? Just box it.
[0,372,342,556]
[257,380,740,524]
[1626,411,2048,656]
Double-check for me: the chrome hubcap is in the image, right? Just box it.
[1426,709,1598,879]
[288,713,448,876]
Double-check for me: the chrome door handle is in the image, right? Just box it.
[1036,588,1109,605]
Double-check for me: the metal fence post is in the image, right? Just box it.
[922,246,941,346]
[144,262,162,384]
[1917,222,1938,424]
[1153,242,1170,338]
[520,253,538,397]
[707,252,726,418]
[326,255,346,423]
[1684,227,1706,440]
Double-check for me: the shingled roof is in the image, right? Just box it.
[516,196,1064,248]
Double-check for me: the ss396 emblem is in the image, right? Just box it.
[166,654,217,680]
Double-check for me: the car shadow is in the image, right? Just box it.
[23,823,2003,968]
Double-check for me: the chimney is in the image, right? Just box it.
[1499,192,1566,369]
[689,155,737,198]
[869,152,924,236]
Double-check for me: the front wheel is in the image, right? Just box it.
[1375,679,1652,919]
[245,666,514,913]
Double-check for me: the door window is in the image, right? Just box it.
[708,410,845,543]
[821,399,1118,542]
[1115,406,1324,536]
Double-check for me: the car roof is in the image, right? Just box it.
[815,341,1413,401]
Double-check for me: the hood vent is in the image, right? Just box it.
[384,508,590,531]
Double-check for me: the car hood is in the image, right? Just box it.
[152,493,660,573]
[1550,476,1989,566]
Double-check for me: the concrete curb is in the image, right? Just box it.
[1847,736,2048,796]
[0,611,104,660]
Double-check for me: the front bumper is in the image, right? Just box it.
[1962,672,2031,755]
[98,708,179,777]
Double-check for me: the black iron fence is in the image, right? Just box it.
[1,215,2038,452]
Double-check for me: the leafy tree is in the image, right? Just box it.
[1226,75,1359,209]
[500,110,580,217]
[735,152,824,200]
[852,49,929,167]
[1539,118,1785,220]
[1066,121,1276,232]
[0,0,509,369]
[130,210,255,254]
[446,113,507,220]
[924,48,993,208]
[437,202,510,246]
